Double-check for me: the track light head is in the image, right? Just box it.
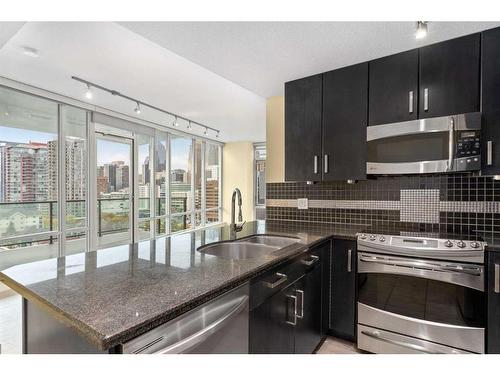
[84,84,93,100]
[203,127,208,136]
[134,101,141,115]
[216,131,220,138]
[187,121,192,130]
[173,116,179,127]
[416,21,428,40]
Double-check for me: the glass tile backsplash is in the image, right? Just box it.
[266,174,500,238]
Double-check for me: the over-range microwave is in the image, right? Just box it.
[366,112,481,175]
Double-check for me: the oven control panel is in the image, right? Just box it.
[357,233,485,263]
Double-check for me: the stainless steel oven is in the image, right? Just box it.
[367,112,481,175]
[356,233,486,354]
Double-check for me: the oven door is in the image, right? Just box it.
[357,252,485,353]
[366,112,481,175]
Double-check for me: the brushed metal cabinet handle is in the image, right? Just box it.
[488,141,493,166]
[495,264,500,294]
[409,91,414,114]
[324,154,329,174]
[424,88,429,111]
[264,273,288,289]
[314,155,318,174]
[296,289,304,319]
[347,249,352,273]
[286,295,298,326]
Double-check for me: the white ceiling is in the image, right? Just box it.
[1,22,500,144]
[121,21,500,98]
[0,22,266,142]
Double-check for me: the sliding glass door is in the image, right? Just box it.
[95,134,133,248]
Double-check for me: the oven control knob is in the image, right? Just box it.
[359,234,367,240]
[369,235,377,241]
[470,241,480,249]
[444,240,453,248]
[379,236,385,242]
[457,240,466,248]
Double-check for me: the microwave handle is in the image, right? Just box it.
[447,117,455,171]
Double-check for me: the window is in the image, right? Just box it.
[0,85,223,253]
[254,143,266,220]
[169,134,193,232]
[205,142,221,223]
[0,87,59,249]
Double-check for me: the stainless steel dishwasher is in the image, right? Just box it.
[121,283,249,354]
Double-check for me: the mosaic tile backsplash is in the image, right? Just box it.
[266,174,500,237]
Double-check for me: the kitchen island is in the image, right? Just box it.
[0,220,363,353]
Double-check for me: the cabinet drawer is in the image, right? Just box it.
[250,245,325,310]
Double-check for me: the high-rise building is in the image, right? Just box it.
[0,141,49,202]
[116,164,129,191]
[97,175,109,196]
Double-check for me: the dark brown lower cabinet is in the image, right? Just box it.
[487,251,500,353]
[330,239,357,341]
[249,242,328,353]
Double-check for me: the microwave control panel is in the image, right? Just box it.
[456,131,480,158]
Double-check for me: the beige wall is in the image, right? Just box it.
[266,96,285,183]
[222,141,255,223]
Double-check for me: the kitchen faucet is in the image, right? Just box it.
[231,188,245,232]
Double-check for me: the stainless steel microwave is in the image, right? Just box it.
[366,112,481,175]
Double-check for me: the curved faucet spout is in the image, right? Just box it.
[231,188,244,232]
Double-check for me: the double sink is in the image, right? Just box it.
[197,235,301,260]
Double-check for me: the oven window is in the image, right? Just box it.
[367,132,449,163]
[358,273,485,328]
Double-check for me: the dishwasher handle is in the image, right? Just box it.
[154,295,248,354]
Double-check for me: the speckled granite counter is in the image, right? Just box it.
[0,220,365,351]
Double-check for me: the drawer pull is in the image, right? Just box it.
[495,264,500,294]
[286,295,298,326]
[264,272,288,289]
[347,249,352,272]
[301,255,319,267]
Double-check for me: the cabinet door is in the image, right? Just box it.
[481,27,500,175]
[330,239,356,341]
[322,63,368,181]
[249,283,296,354]
[419,33,480,119]
[487,251,500,353]
[368,49,419,126]
[294,254,323,353]
[285,74,323,181]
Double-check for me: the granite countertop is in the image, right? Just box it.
[0,220,364,351]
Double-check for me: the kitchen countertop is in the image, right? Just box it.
[0,220,365,351]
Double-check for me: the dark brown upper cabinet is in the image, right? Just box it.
[368,49,419,126]
[419,33,480,119]
[284,74,323,181]
[322,63,368,181]
[481,27,500,175]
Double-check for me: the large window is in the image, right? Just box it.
[0,85,223,254]
[0,87,59,249]
[170,134,193,233]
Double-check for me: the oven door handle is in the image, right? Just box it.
[360,330,445,354]
[358,255,482,276]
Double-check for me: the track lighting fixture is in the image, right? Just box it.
[415,21,428,40]
[134,101,141,115]
[84,84,93,100]
[72,76,220,139]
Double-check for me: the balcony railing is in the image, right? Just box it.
[0,196,190,249]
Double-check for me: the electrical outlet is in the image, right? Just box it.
[297,198,309,210]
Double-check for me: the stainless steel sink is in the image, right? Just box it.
[239,235,300,248]
[198,242,276,260]
[198,235,301,260]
